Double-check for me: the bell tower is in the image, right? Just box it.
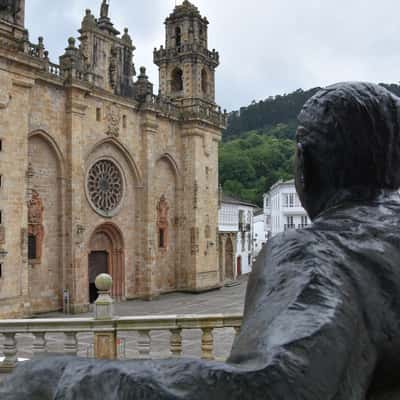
[154,0,219,104]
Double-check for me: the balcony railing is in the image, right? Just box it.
[284,224,296,231]
[239,222,251,232]
[298,224,308,229]
[0,275,242,373]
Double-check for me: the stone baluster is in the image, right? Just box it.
[138,330,151,358]
[170,329,182,357]
[64,332,78,356]
[1,333,18,372]
[33,332,47,355]
[201,328,214,360]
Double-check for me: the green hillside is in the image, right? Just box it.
[219,83,400,206]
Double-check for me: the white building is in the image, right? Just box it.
[218,195,257,280]
[264,179,309,238]
[253,209,267,257]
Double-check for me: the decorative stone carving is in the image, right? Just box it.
[157,195,169,249]
[100,0,109,18]
[0,0,23,25]
[109,46,118,90]
[105,103,121,137]
[157,195,169,227]
[27,190,44,263]
[87,159,123,216]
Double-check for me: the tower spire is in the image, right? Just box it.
[154,1,219,103]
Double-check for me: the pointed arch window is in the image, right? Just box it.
[171,68,183,92]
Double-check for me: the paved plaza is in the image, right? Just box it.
[1,277,248,366]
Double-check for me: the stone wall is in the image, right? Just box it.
[0,0,224,317]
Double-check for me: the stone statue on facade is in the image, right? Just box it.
[100,0,109,19]
[0,0,21,25]
[2,82,400,399]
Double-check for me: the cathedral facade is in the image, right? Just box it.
[0,0,225,317]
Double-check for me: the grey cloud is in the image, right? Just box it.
[26,0,400,111]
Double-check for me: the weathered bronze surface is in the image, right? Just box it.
[2,82,400,399]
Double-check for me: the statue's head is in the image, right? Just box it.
[296,82,400,219]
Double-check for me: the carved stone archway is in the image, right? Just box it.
[88,223,125,302]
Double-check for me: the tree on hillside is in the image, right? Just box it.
[220,83,400,206]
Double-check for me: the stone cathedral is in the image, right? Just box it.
[0,0,226,317]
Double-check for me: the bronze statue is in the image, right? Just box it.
[2,82,400,399]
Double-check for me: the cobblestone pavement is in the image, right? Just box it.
[0,277,248,367]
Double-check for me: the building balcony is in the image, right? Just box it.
[284,224,296,231]
[282,206,306,215]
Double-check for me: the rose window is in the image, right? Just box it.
[87,160,123,214]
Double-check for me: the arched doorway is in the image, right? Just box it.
[88,223,125,303]
[225,237,234,280]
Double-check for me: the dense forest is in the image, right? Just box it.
[219,83,400,206]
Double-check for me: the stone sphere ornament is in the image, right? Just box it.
[87,159,123,216]
[94,273,113,292]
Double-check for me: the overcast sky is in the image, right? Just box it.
[25,0,400,111]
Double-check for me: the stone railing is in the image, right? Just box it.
[143,95,227,127]
[154,44,219,66]
[180,99,227,127]
[45,61,63,78]
[0,275,242,373]
[144,94,181,117]
[26,37,45,59]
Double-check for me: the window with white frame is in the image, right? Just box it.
[283,193,296,208]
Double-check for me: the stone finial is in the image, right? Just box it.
[139,66,147,77]
[95,273,113,292]
[68,37,76,49]
[94,273,114,320]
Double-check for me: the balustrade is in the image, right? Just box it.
[0,314,242,373]
[0,275,241,373]
[32,332,47,355]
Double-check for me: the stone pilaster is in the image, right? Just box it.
[140,112,159,299]
[65,87,89,313]
[181,123,221,292]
